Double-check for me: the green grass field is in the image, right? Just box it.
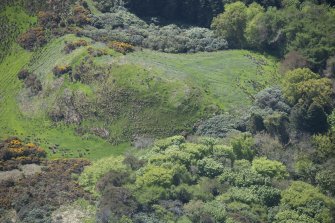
[122,50,279,110]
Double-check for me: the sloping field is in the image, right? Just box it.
[122,50,278,110]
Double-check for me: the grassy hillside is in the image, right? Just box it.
[0,7,129,160]
[122,50,278,110]
[0,5,278,160]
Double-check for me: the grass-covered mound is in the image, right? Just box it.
[0,4,277,160]
[1,35,277,158]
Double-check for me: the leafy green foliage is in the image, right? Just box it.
[278,181,335,223]
[154,136,185,150]
[212,2,248,48]
[282,68,332,107]
[263,112,289,144]
[282,68,332,133]
[212,1,335,72]
[312,134,335,161]
[294,158,317,184]
[78,156,127,194]
[1,2,335,223]
[197,157,224,178]
[328,110,335,133]
[219,168,269,187]
[316,165,335,197]
[231,133,255,161]
[252,157,288,179]
[135,165,175,188]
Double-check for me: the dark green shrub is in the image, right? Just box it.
[63,39,88,53]
[52,64,72,77]
[17,27,47,50]
[23,73,42,95]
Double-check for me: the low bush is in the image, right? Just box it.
[37,11,61,29]
[23,73,43,95]
[87,46,108,57]
[63,39,88,53]
[48,89,84,124]
[108,41,134,54]
[52,64,72,77]
[196,114,244,138]
[17,69,30,80]
[78,156,127,194]
[71,4,91,26]
[17,27,47,51]
[0,137,46,171]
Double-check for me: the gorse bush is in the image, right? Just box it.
[0,137,46,171]
[52,64,72,77]
[108,40,134,54]
[63,39,88,53]
[23,72,43,96]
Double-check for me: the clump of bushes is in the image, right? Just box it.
[87,46,108,57]
[70,3,91,26]
[17,1,92,52]
[82,9,227,53]
[0,137,46,171]
[63,39,88,53]
[24,74,43,95]
[0,158,91,222]
[37,11,61,29]
[48,88,83,124]
[196,113,244,138]
[53,64,72,77]
[17,69,43,95]
[108,41,134,54]
[71,56,107,83]
[17,27,47,50]
[83,135,334,223]
[17,69,30,80]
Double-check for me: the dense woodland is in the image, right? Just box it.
[0,0,335,222]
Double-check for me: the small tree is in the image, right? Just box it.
[211,2,248,48]
[252,157,288,179]
[282,68,332,107]
[213,145,236,168]
[230,133,255,161]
